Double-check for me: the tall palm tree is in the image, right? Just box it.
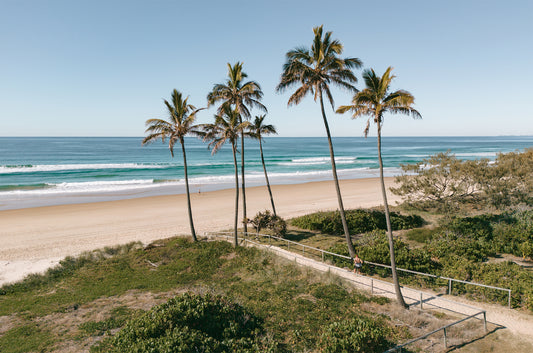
[201,106,251,247]
[337,67,422,308]
[142,89,204,242]
[207,62,267,234]
[276,25,362,257]
[249,115,278,216]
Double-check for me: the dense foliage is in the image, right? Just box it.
[96,293,272,353]
[248,210,287,237]
[326,231,440,276]
[391,149,533,211]
[290,209,423,236]
[318,317,393,353]
[328,210,533,310]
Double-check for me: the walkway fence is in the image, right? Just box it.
[206,231,512,308]
[206,231,491,352]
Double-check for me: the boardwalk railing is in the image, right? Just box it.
[384,311,487,352]
[207,231,489,352]
[205,231,512,308]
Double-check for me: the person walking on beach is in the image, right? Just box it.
[353,254,363,274]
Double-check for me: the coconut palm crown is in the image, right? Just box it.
[337,66,421,308]
[336,67,421,135]
[207,62,267,118]
[142,89,204,242]
[276,25,362,257]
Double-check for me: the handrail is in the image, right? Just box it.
[384,310,487,352]
[205,231,513,308]
[209,232,489,351]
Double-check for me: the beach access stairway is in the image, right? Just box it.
[205,231,531,352]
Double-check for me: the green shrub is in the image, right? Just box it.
[318,317,393,353]
[325,231,440,276]
[405,228,438,243]
[248,211,287,237]
[290,209,423,236]
[98,293,272,352]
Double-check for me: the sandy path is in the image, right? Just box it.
[228,236,533,345]
[0,177,398,285]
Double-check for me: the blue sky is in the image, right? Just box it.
[1,0,532,137]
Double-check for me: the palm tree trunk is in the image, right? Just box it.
[241,132,248,234]
[319,92,356,257]
[259,138,277,216]
[377,122,407,308]
[181,139,197,242]
[232,142,240,247]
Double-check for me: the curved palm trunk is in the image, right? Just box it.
[377,123,407,308]
[240,132,248,234]
[319,92,356,257]
[232,142,240,247]
[259,138,276,216]
[181,139,197,242]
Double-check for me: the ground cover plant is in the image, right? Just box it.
[0,238,403,353]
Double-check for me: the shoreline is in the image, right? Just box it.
[0,177,400,286]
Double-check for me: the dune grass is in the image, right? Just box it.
[0,237,402,352]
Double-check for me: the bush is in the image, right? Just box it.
[318,317,393,353]
[248,211,287,237]
[99,293,273,352]
[405,228,438,243]
[325,231,440,276]
[290,209,423,236]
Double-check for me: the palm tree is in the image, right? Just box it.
[142,89,204,242]
[276,25,362,257]
[249,115,278,216]
[207,62,267,235]
[201,106,251,247]
[337,67,422,308]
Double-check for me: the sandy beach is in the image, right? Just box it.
[0,177,399,286]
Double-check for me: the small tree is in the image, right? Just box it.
[248,210,287,238]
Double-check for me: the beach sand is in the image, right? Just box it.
[0,177,400,286]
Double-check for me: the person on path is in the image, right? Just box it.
[353,254,363,274]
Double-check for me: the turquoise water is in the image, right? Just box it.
[0,136,531,210]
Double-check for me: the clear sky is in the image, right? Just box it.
[1,0,532,137]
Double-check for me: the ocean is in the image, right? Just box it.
[0,136,531,210]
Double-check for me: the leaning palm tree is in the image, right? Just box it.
[201,106,251,247]
[337,67,422,308]
[207,62,267,234]
[142,89,204,242]
[249,115,278,216]
[276,25,362,257]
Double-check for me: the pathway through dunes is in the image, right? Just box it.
[208,233,533,349]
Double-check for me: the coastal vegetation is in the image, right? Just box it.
[391,149,533,212]
[142,89,204,242]
[290,209,423,235]
[336,66,422,307]
[276,24,363,259]
[322,210,533,311]
[0,239,410,353]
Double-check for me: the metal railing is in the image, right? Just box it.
[208,231,489,352]
[206,231,512,308]
[384,311,487,352]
